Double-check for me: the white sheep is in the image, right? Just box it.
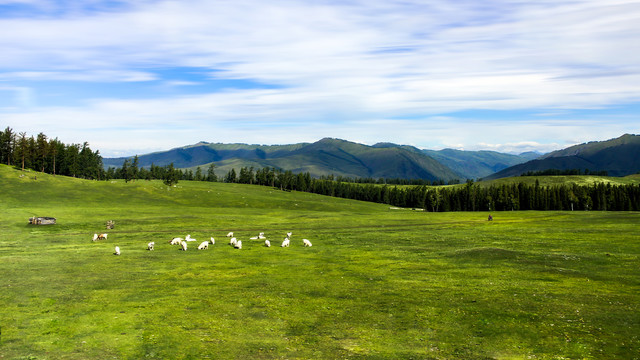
[264,239,271,247]
[210,237,215,245]
[180,241,187,251]
[258,232,266,240]
[198,241,209,250]
[170,237,183,245]
[281,238,290,247]
[185,234,196,242]
[286,232,292,238]
[234,240,242,249]
[92,233,98,241]
[250,235,259,240]
[114,246,120,255]
[303,239,312,247]
[226,232,234,237]
[229,237,238,246]
[98,233,108,240]
[147,242,155,251]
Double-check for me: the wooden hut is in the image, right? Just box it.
[29,217,56,225]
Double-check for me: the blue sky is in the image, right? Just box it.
[1,0,639,157]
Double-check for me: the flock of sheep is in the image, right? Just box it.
[92,231,312,256]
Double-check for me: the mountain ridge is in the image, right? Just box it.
[104,138,463,181]
[484,134,640,179]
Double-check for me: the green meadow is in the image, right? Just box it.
[1,165,639,359]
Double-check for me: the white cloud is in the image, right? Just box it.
[0,0,639,156]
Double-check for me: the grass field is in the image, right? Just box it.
[1,165,639,359]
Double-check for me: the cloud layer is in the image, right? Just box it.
[1,0,639,156]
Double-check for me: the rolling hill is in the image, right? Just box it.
[485,134,640,179]
[104,138,460,181]
[104,138,539,181]
[372,142,539,179]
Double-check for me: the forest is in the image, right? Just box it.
[3,127,639,211]
[220,166,640,212]
[0,127,103,179]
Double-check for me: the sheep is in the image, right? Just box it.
[250,235,259,240]
[198,241,209,250]
[281,238,290,247]
[258,232,266,240]
[147,242,155,251]
[229,237,238,246]
[286,232,292,238]
[226,232,234,237]
[234,240,242,249]
[92,233,98,241]
[185,234,196,242]
[303,239,312,247]
[180,241,187,251]
[170,237,183,245]
[210,237,215,245]
[264,239,271,247]
[98,233,108,240]
[114,246,120,255]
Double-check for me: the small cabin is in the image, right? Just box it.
[29,217,56,225]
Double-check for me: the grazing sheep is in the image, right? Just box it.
[185,234,196,242]
[92,233,98,241]
[281,238,290,247]
[180,241,187,251]
[258,232,266,240]
[210,237,215,245]
[264,239,271,247]
[170,237,183,245]
[286,232,292,238]
[147,242,155,251]
[250,236,259,240]
[114,246,120,255]
[234,240,242,249]
[229,237,238,246]
[98,233,108,240]
[198,241,209,250]
[226,232,234,237]
[303,239,312,247]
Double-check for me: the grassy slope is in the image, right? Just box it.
[477,174,640,187]
[1,165,639,359]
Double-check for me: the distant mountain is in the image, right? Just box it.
[104,138,460,181]
[372,143,538,179]
[484,134,640,179]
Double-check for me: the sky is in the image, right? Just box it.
[1,0,639,158]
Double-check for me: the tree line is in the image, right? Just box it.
[521,169,609,176]
[222,166,640,211]
[0,127,104,179]
[105,155,218,186]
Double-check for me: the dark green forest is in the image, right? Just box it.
[3,127,638,211]
[220,166,640,212]
[0,127,103,179]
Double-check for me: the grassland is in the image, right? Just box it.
[0,165,639,359]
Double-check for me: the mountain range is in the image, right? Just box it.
[103,134,639,181]
[104,138,537,180]
[484,134,640,179]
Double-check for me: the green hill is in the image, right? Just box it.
[1,165,640,358]
[105,138,460,181]
[485,134,640,179]
[372,143,539,179]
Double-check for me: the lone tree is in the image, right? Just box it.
[163,163,180,186]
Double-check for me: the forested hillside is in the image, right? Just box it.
[0,127,103,179]
[486,134,640,179]
[105,138,460,181]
